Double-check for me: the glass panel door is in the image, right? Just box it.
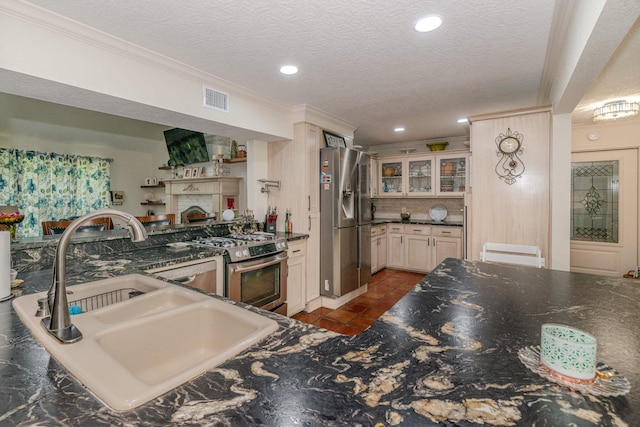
[570,161,619,243]
[407,157,434,195]
[437,155,467,195]
[379,160,403,195]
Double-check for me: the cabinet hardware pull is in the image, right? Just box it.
[442,231,451,234]
[292,249,301,253]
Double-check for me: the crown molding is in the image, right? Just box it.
[537,0,579,105]
[292,104,357,138]
[469,105,553,124]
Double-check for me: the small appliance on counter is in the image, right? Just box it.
[265,206,277,233]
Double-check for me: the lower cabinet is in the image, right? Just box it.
[384,224,463,273]
[386,224,405,268]
[371,225,387,274]
[286,240,307,317]
[403,225,431,272]
[432,226,463,267]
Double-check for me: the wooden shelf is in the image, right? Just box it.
[224,157,246,163]
[141,183,165,189]
[141,202,165,206]
[158,166,173,170]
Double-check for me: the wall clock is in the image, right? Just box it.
[495,128,525,185]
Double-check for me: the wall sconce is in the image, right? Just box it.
[593,100,639,121]
[258,179,281,193]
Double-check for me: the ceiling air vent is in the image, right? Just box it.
[203,86,229,112]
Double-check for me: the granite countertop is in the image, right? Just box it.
[2,258,638,426]
[372,219,463,226]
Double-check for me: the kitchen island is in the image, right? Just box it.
[2,257,638,426]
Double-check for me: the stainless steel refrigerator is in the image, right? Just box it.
[320,147,371,297]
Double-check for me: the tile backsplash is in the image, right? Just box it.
[372,197,464,222]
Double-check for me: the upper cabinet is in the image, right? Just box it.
[436,153,469,196]
[378,155,435,197]
[377,152,469,198]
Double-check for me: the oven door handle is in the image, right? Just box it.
[229,253,288,273]
[173,274,197,284]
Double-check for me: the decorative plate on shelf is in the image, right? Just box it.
[429,205,448,221]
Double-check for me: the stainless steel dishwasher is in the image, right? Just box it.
[146,258,217,294]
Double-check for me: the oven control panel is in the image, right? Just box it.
[229,240,288,261]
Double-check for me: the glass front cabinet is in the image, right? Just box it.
[378,156,435,197]
[436,153,469,196]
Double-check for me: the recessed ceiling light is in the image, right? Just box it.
[394,127,405,132]
[457,118,468,124]
[280,65,298,75]
[415,15,443,32]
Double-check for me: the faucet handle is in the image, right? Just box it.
[35,297,50,317]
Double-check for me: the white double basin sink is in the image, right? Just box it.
[12,274,278,411]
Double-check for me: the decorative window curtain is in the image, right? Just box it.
[0,149,112,237]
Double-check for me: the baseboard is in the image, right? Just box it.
[320,284,368,310]
[304,297,323,313]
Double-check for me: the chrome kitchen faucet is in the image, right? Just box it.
[42,209,148,344]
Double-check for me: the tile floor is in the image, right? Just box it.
[292,269,425,335]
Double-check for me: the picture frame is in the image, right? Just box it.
[110,190,125,205]
[183,168,192,179]
[323,130,346,148]
[192,167,201,178]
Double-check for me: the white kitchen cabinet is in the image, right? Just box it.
[386,224,432,272]
[371,224,387,273]
[269,122,322,309]
[384,224,463,273]
[370,156,379,197]
[432,226,463,268]
[378,156,435,197]
[405,225,431,271]
[436,153,469,196]
[286,240,307,317]
[386,224,405,268]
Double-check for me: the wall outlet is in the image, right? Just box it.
[324,279,330,291]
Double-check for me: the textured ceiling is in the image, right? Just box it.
[17,1,640,148]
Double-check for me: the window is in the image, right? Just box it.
[0,149,112,237]
[570,160,618,243]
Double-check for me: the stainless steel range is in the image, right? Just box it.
[193,232,288,314]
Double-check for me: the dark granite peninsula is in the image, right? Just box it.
[2,257,639,425]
